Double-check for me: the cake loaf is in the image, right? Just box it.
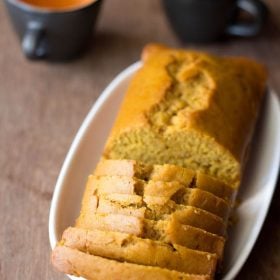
[103,44,267,187]
[51,44,267,280]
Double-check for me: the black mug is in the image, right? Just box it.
[162,0,268,43]
[4,0,103,60]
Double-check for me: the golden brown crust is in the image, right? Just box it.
[52,246,212,280]
[141,43,170,62]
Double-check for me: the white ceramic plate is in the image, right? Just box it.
[49,62,280,280]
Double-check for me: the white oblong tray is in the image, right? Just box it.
[49,62,280,280]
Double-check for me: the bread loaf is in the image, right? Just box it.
[103,44,267,187]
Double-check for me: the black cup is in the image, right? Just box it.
[4,0,103,60]
[162,0,268,43]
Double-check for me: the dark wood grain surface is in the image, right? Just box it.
[0,0,279,279]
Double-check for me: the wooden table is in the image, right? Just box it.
[0,0,279,279]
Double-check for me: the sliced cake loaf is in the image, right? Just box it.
[103,44,267,187]
[55,159,239,278]
[53,159,239,279]
[52,160,234,279]
[55,166,231,278]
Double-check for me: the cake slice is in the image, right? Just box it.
[196,172,237,204]
[97,197,146,218]
[86,175,144,195]
[182,189,230,220]
[150,164,194,186]
[94,159,152,179]
[165,219,225,260]
[76,213,144,236]
[144,180,184,197]
[61,227,217,276]
[172,207,226,236]
[52,246,211,280]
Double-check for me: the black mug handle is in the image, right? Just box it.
[226,0,268,37]
[22,21,48,59]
